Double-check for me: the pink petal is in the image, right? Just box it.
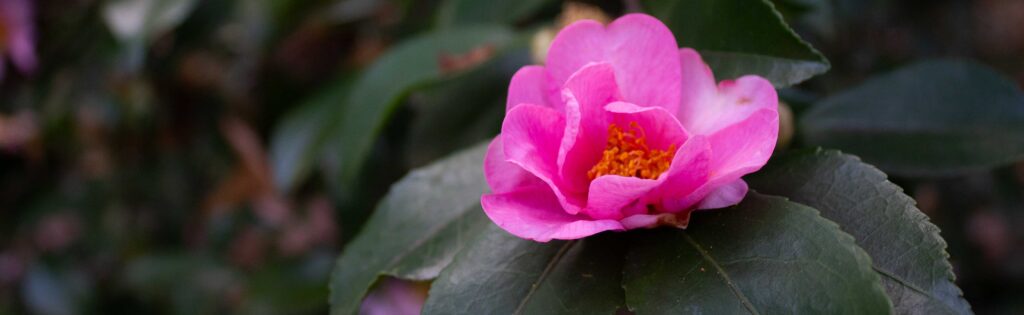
[484,137,544,194]
[506,66,560,112]
[500,103,583,213]
[585,135,711,219]
[556,63,620,201]
[649,136,713,212]
[680,74,778,135]
[481,187,624,242]
[1,0,36,74]
[620,211,692,229]
[8,32,36,74]
[546,14,681,110]
[676,48,718,130]
[707,109,778,176]
[604,101,689,150]
[695,179,749,210]
[578,107,707,219]
[585,176,656,220]
[658,111,774,212]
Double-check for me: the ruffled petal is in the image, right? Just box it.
[481,187,624,242]
[501,104,583,212]
[579,107,704,219]
[556,63,620,201]
[676,48,718,128]
[707,109,778,176]
[695,179,748,210]
[585,176,657,220]
[604,101,690,150]
[506,66,560,112]
[484,137,545,194]
[546,14,681,110]
[680,74,778,136]
[650,136,713,212]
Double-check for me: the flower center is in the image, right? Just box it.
[587,122,676,180]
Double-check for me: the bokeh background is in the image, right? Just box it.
[0,0,1023,314]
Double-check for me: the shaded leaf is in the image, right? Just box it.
[435,0,552,28]
[328,143,492,315]
[422,225,625,315]
[331,26,515,200]
[404,50,530,167]
[801,59,1024,176]
[268,78,350,192]
[642,0,829,87]
[623,193,892,314]
[748,149,972,314]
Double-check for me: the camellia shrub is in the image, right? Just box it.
[8,0,1024,314]
[325,0,1024,314]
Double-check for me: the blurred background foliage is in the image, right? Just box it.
[0,0,1023,314]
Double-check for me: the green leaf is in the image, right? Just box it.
[328,143,492,315]
[748,149,972,314]
[800,59,1024,176]
[268,78,350,192]
[403,51,528,167]
[422,225,625,315]
[332,26,515,200]
[623,193,892,314]
[435,0,552,28]
[642,0,829,87]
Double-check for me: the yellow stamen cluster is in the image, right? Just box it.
[587,122,676,180]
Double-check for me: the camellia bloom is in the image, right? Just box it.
[0,0,37,79]
[481,14,779,242]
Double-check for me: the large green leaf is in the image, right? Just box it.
[801,59,1024,176]
[642,0,829,87]
[328,143,491,315]
[332,26,515,200]
[435,0,552,28]
[422,225,625,315]
[268,78,350,192]
[623,193,892,314]
[748,149,972,314]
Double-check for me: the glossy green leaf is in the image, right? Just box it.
[435,0,551,28]
[328,143,492,315]
[748,149,972,314]
[422,225,625,315]
[642,0,829,87]
[332,26,514,200]
[623,193,892,314]
[269,79,350,192]
[801,59,1024,176]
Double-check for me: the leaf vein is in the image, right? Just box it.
[683,234,761,315]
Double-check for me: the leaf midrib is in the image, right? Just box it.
[683,233,761,315]
[875,260,960,314]
[511,240,578,315]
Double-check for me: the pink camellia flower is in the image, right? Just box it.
[0,0,37,79]
[481,14,779,242]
